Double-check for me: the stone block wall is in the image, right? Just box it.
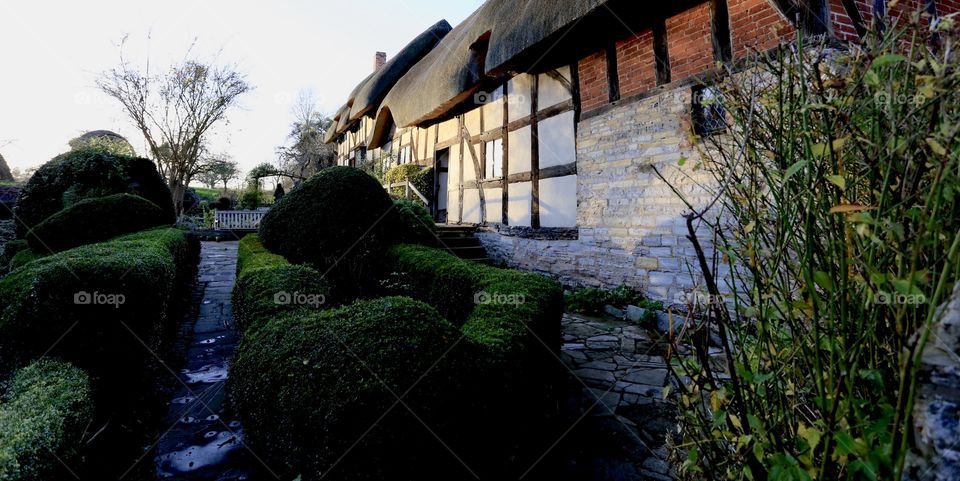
[478,83,721,303]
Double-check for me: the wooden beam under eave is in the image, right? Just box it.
[530,75,541,230]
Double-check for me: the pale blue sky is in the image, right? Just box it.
[0,0,481,175]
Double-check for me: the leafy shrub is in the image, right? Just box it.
[214,195,233,211]
[565,284,644,315]
[258,167,397,297]
[233,235,329,333]
[24,194,170,253]
[0,228,198,386]
[393,199,435,245]
[385,164,433,205]
[239,190,263,210]
[384,244,563,475]
[0,359,93,481]
[7,249,43,271]
[665,22,960,480]
[0,239,28,273]
[13,148,174,237]
[230,296,465,481]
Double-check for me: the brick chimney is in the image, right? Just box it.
[374,51,387,71]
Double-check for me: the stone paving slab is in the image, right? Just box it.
[154,241,260,481]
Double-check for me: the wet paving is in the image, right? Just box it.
[154,241,257,481]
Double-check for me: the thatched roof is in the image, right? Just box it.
[348,20,453,122]
[334,104,354,135]
[377,0,613,130]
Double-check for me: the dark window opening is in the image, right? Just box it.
[692,85,726,136]
[605,43,620,102]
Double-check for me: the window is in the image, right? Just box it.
[484,139,503,179]
[355,147,367,162]
[399,145,413,165]
[692,86,726,136]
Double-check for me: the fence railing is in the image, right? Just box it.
[214,210,266,231]
[384,179,429,205]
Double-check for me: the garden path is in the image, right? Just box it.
[153,241,260,481]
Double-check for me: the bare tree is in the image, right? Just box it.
[97,40,252,213]
[276,91,335,179]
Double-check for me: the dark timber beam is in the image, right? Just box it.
[530,75,541,229]
[840,0,868,38]
[711,0,733,62]
[653,19,671,86]
[605,42,620,102]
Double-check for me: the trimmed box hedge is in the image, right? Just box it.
[0,227,199,384]
[25,193,170,253]
[384,244,564,475]
[13,148,175,237]
[0,359,93,481]
[233,235,330,333]
[230,296,466,481]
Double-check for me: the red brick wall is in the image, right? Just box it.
[829,0,860,41]
[666,3,716,81]
[578,51,608,112]
[728,0,796,59]
[615,30,656,99]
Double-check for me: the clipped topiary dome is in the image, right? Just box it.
[13,148,174,237]
[258,166,398,290]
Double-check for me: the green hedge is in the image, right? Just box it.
[25,193,170,253]
[384,244,564,475]
[0,359,93,481]
[0,228,198,382]
[233,235,329,333]
[393,199,436,246]
[13,148,174,237]
[258,167,397,298]
[0,240,29,273]
[230,296,465,481]
[385,165,433,204]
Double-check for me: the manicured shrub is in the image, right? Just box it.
[393,199,436,245]
[0,359,93,481]
[0,239,28,272]
[0,228,198,385]
[13,148,174,237]
[25,194,170,253]
[258,167,397,296]
[230,296,466,481]
[7,249,43,271]
[383,244,564,475]
[233,235,330,333]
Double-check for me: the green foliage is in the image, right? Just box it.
[230,296,465,481]
[233,235,329,333]
[0,359,93,481]
[393,199,435,245]
[68,133,136,157]
[13,148,174,237]
[25,194,170,253]
[192,187,221,202]
[0,239,27,273]
[258,167,397,297]
[565,284,644,315]
[668,22,960,481]
[383,244,563,476]
[7,249,43,272]
[384,164,433,205]
[239,190,264,210]
[0,228,198,385]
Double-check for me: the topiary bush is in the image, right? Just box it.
[233,235,330,333]
[0,239,28,273]
[24,193,170,253]
[383,244,564,476]
[230,296,467,481]
[13,148,174,237]
[258,167,397,297]
[0,359,93,481]
[0,228,198,387]
[393,199,436,245]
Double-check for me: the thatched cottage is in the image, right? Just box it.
[325,0,958,301]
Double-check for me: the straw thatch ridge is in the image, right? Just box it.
[349,20,453,122]
[334,104,354,135]
[376,0,612,129]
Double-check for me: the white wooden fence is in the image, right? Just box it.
[214,210,266,231]
[384,179,429,205]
